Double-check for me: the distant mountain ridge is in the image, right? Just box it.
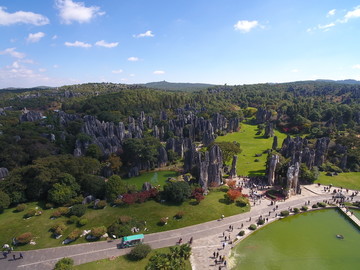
[141,81,215,91]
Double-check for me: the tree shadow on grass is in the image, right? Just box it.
[248,169,266,176]
[218,198,233,205]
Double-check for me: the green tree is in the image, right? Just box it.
[163,181,191,204]
[54,257,74,270]
[128,244,152,261]
[80,175,105,199]
[210,141,241,163]
[0,190,11,212]
[86,144,102,159]
[105,175,128,203]
[48,184,76,205]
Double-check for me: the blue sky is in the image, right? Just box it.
[1,0,360,88]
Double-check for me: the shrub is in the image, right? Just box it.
[301,206,308,211]
[67,229,82,241]
[238,230,245,236]
[58,207,70,215]
[280,210,289,217]
[0,191,10,212]
[293,208,300,213]
[78,218,88,227]
[45,203,54,209]
[51,222,67,236]
[175,211,185,219]
[67,215,79,224]
[127,244,152,261]
[119,215,132,224]
[91,226,107,238]
[317,202,326,208]
[16,232,33,244]
[69,204,86,217]
[24,209,36,218]
[16,204,26,212]
[249,224,257,230]
[96,200,107,209]
[312,204,318,209]
[159,217,168,226]
[113,198,122,206]
[51,211,62,218]
[54,257,74,270]
[257,218,265,225]
[236,197,248,207]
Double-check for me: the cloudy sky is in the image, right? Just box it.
[1,0,360,88]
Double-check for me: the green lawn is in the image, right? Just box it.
[315,172,360,190]
[124,171,178,190]
[0,187,249,251]
[75,246,192,270]
[216,123,287,176]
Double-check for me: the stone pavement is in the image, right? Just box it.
[0,184,358,270]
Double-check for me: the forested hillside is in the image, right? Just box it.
[0,81,360,209]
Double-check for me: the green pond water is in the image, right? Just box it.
[230,209,360,270]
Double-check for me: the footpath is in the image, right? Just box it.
[0,184,358,270]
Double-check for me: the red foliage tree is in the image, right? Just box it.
[226,189,242,202]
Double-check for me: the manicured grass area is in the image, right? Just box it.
[315,172,360,191]
[0,188,249,251]
[74,246,192,270]
[216,122,287,176]
[124,171,178,190]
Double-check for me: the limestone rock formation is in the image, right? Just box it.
[286,162,300,195]
[267,154,279,186]
[264,123,274,138]
[158,146,168,167]
[229,155,238,178]
[20,110,43,122]
[0,167,9,179]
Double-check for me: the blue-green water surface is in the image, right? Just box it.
[231,209,360,270]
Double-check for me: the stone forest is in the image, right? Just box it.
[0,81,360,270]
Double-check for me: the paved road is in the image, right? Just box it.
[0,184,357,270]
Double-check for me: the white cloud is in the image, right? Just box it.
[327,9,336,17]
[352,64,360,69]
[234,20,259,33]
[53,64,59,68]
[318,23,335,30]
[55,0,104,24]
[39,68,46,72]
[291,69,299,73]
[133,30,154,38]
[0,48,25,59]
[95,40,119,48]
[112,69,123,74]
[52,35,58,40]
[128,57,139,62]
[344,6,360,21]
[64,41,92,48]
[153,70,165,75]
[26,32,45,43]
[129,74,135,77]
[0,6,49,26]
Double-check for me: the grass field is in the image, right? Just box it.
[124,171,178,190]
[216,123,287,176]
[0,187,249,251]
[315,172,360,190]
[75,246,192,270]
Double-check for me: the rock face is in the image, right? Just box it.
[267,154,279,186]
[142,182,152,191]
[272,136,278,150]
[158,146,168,167]
[286,162,300,195]
[184,144,223,190]
[229,155,237,178]
[0,167,9,179]
[256,108,272,124]
[20,110,43,122]
[280,136,330,169]
[264,123,274,138]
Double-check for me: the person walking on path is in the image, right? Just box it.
[20,253,23,259]
[12,254,16,261]
[222,242,225,249]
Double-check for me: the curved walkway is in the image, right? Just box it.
[0,184,357,270]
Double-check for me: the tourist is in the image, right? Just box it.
[179,238,182,244]
[215,259,218,265]
[222,242,225,249]
[13,254,16,260]
[189,237,193,244]
[20,253,23,259]
[216,252,219,258]
[213,251,216,258]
